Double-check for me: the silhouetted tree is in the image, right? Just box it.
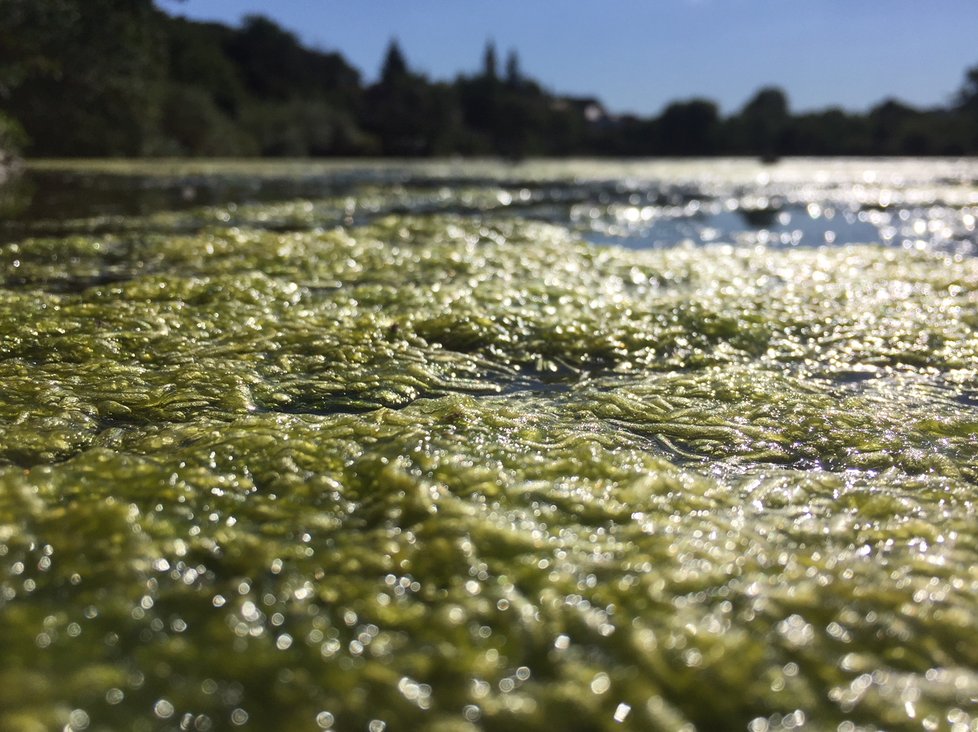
[788,108,871,155]
[0,0,166,156]
[222,15,360,103]
[953,65,978,151]
[365,44,464,155]
[225,16,303,99]
[0,111,26,159]
[380,40,409,86]
[956,65,978,113]
[483,42,498,83]
[164,17,245,114]
[157,12,365,156]
[657,99,720,155]
[727,87,790,158]
[506,50,522,88]
[868,99,923,154]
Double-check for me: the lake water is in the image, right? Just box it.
[6,158,978,253]
[2,158,978,731]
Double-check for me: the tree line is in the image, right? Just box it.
[1,0,977,159]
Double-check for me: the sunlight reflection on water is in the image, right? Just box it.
[5,157,978,255]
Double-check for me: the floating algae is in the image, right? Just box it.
[2,166,978,731]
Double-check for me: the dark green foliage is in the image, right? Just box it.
[157,12,365,156]
[506,50,522,88]
[2,1,978,158]
[483,41,499,82]
[954,65,978,150]
[159,85,257,157]
[0,111,27,160]
[379,40,409,87]
[656,99,721,156]
[726,87,790,158]
[0,0,167,156]
[225,15,360,103]
[163,18,246,115]
[363,48,464,156]
[784,108,872,156]
[956,65,978,113]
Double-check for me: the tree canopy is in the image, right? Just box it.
[1,1,977,158]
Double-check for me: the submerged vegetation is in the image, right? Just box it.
[2,0,978,158]
[2,159,978,729]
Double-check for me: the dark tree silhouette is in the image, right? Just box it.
[956,65,978,112]
[505,50,523,88]
[380,40,409,86]
[657,99,721,155]
[0,0,166,156]
[483,42,498,82]
[731,87,790,158]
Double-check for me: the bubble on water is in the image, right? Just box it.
[106,688,124,705]
[230,708,249,726]
[783,710,806,728]
[590,673,611,695]
[68,709,90,730]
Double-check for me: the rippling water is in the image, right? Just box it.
[7,158,978,253]
[2,159,978,731]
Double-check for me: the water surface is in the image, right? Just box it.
[2,159,978,731]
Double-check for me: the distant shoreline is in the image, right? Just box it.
[4,4,977,160]
[16,154,978,174]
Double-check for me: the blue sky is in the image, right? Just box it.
[166,0,978,116]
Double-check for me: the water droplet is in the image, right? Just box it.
[230,708,249,726]
[68,709,90,730]
[590,672,610,694]
[106,688,124,705]
[614,703,631,722]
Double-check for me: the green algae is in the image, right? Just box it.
[2,190,978,731]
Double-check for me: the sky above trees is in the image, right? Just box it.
[168,0,978,115]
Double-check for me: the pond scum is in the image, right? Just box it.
[2,204,978,730]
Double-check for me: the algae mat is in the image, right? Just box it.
[2,194,978,730]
